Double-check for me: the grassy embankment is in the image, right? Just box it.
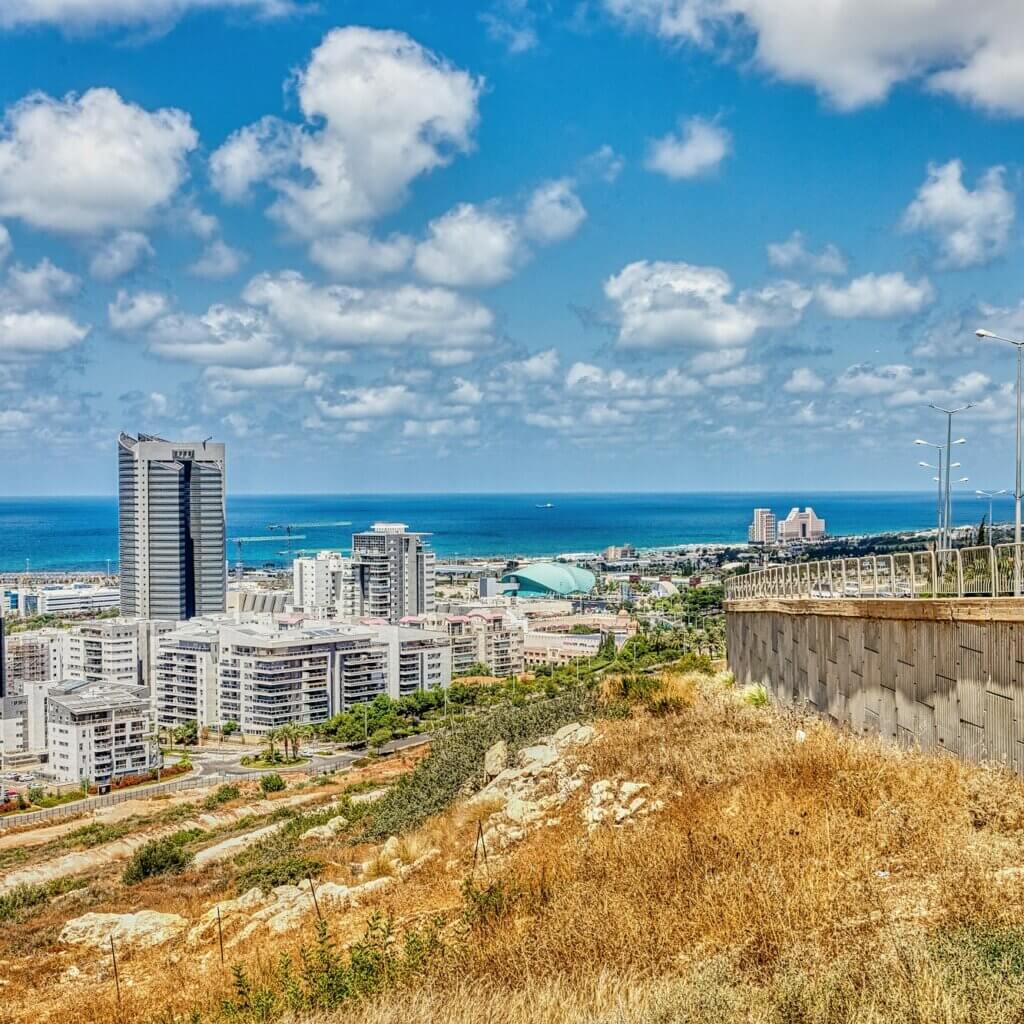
[9,657,1024,1023]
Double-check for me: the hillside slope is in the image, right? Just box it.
[8,671,1024,1023]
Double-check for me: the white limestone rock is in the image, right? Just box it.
[484,739,508,778]
[60,911,188,952]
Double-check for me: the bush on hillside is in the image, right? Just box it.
[260,773,286,795]
[122,836,193,884]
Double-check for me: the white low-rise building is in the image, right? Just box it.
[523,631,603,668]
[46,680,158,788]
[35,584,120,616]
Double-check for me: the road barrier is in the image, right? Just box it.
[726,543,1024,602]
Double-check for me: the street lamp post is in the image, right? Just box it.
[930,403,973,549]
[976,489,1008,542]
[977,331,1024,593]
[918,456,945,547]
[916,439,965,550]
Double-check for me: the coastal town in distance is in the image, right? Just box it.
[12,3,1024,1021]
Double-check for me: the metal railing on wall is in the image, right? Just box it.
[725,543,1024,601]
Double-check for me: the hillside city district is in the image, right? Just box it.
[0,435,829,798]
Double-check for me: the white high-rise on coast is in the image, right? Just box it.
[118,433,226,620]
[777,507,826,544]
[748,508,777,545]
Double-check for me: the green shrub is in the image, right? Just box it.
[203,783,241,809]
[0,878,85,922]
[168,827,205,846]
[358,687,593,842]
[221,913,445,1018]
[235,853,323,894]
[260,773,286,795]
[122,836,194,884]
[742,683,770,708]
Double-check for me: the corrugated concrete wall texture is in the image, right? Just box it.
[726,605,1024,772]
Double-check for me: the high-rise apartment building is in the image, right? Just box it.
[748,508,777,545]
[64,619,141,688]
[348,523,435,623]
[118,433,226,620]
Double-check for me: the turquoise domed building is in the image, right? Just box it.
[500,562,596,597]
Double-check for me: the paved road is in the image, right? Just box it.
[187,748,365,778]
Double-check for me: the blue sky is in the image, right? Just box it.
[3,0,1024,496]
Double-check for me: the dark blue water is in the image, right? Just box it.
[0,492,1008,572]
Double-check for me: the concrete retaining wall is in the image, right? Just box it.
[725,598,1024,772]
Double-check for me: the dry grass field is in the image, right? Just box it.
[7,670,1024,1023]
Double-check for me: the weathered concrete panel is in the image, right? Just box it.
[726,600,1024,774]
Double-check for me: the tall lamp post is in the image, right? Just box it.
[929,403,973,550]
[918,456,945,547]
[976,489,1008,543]
[976,329,1024,585]
[916,438,965,549]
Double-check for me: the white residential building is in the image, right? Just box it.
[348,524,435,623]
[217,623,388,735]
[292,550,347,616]
[63,619,142,687]
[403,609,525,676]
[777,507,826,544]
[748,508,777,545]
[46,680,158,788]
[371,625,452,698]
[153,623,221,731]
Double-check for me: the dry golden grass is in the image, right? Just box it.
[9,674,1024,1023]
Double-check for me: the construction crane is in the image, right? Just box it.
[233,535,305,579]
[268,521,352,561]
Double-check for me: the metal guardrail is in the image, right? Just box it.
[726,543,1024,601]
[0,768,292,830]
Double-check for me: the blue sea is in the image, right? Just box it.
[0,492,1011,573]
[0,489,1007,573]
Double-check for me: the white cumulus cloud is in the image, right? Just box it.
[522,179,587,243]
[817,272,935,318]
[108,289,169,331]
[767,230,847,275]
[784,367,826,393]
[309,231,414,279]
[0,88,196,233]
[189,239,246,279]
[243,271,494,350]
[902,160,1015,268]
[603,0,1024,115]
[89,230,153,281]
[211,28,482,237]
[645,115,730,179]
[0,1,303,30]
[414,204,522,287]
[148,305,279,366]
[605,260,808,349]
[0,309,88,358]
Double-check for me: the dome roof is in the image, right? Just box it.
[501,562,596,596]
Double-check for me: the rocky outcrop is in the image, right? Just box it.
[60,911,188,952]
[300,815,349,843]
[473,722,601,854]
[583,779,663,830]
[484,740,508,778]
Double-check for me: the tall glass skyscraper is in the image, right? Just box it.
[117,433,226,619]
